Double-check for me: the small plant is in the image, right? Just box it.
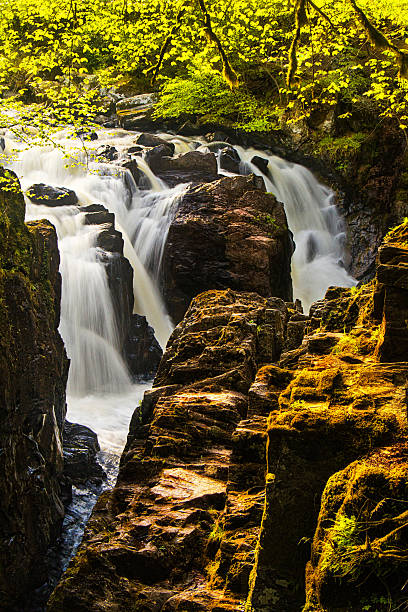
[208,522,224,546]
[313,133,366,173]
[321,514,362,579]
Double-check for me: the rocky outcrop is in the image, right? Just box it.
[162,174,294,323]
[124,314,163,379]
[0,169,69,610]
[48,289,298,611]
[49,222,408,610]
[246,222,408,611]
[305,445,408,611]
[26,183,78,207]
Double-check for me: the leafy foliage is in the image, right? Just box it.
[0,0,407,132]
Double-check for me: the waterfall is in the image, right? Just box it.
[198,142,356,312]
[4,134,180,453]
[25,203,131,396]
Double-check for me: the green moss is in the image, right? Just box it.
[313,132,366,173]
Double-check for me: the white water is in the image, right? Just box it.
[3,130,181,456]
[195,141,356,312]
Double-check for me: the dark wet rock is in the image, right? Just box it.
[26,183,78,207]
[97,250,133,355]
[0,168,69,610]
[124,314,163,379]
[162,174,293,323]
[137,133,175,153]
[96,228,124,253]
[63,422,105,486]
[79,203,115,226]
[87,204,134,355]
[251,155,269,175]
[145,143,176,173]
[77,131,98,141]
[127,145,143,154]
[219,146,241,174]
[162,150,217,174]
[96,144,118,161]
[146,149,219,187]
[121,157,143,187]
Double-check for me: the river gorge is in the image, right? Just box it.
[0,97,407,612]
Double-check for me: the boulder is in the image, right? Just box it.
[116,93,157,131]
[63,421,105,486]
[145,143,175,173]
[161,174,293,323]
[124,314,163,379]
[121,157,143,187]
[136,133,175,153]
[146,149,219,187]
[219,146,241,174]
[251,155,269,175]
[127,145,144,155]
[26,183,78,207]
[95,144,118,161]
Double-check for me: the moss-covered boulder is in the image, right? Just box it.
[305,445,408,611]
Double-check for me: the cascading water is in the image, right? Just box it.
[2,126,357,442]
[194,141,356,311]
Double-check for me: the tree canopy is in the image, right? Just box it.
[0,0,407,132]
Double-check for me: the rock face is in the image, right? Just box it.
[375,220,408,362]
[246,223,408,611]
[0,169,69,610]
[162,174,294,323]
[50,213,408,612]
[48,289,299,611]
[305,445,408,611]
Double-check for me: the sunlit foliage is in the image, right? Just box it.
[0,0,407,131]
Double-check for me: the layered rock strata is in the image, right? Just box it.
[0,169,69,611]
[51,219,408,611]
[48,290,300,611]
